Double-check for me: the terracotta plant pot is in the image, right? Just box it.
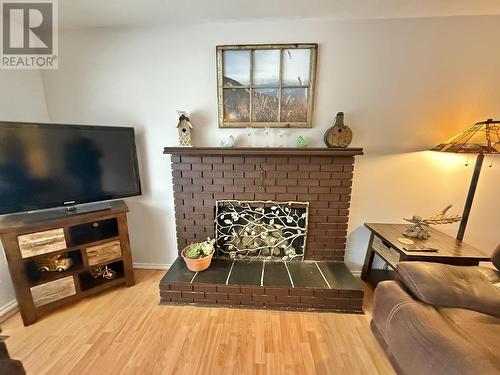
[181,247,214,272]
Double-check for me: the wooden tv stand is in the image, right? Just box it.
[0,200,135,326]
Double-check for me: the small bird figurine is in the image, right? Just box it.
[403,205,462,239]
[296,136,307,148]
[278,129,288,147]
[221,135,236,148]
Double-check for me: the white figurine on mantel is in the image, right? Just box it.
[246,126,254,147]
[221,135,236,148]
[278,129,288,147]
[177,110,192,147]
[264,126,272,147]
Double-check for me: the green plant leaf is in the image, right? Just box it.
[186,244,202,259]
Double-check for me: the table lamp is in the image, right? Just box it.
[431,119,499,241]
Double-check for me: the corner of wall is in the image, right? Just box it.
[39,69,52,122]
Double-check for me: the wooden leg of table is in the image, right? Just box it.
[2,236,37,326]
[361,233,376,281]
[117,214,136,287]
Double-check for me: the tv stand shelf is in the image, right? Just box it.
[0,200,135,326]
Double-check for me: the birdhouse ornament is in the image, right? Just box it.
[324,112,353,148]
[177,111,193,146]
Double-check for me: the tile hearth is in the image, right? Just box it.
[160,258,364,313]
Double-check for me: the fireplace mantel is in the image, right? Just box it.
[164,147,364,156]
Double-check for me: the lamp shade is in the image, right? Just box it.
[431,119,500,154]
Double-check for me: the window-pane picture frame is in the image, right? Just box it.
[217,43,318,128]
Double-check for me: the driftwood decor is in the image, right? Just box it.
[403,205,462,239]
[215,200,309,260]
[216,43,318,128]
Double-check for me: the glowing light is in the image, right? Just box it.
[422,150,470,171]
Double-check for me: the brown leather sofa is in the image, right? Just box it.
[371,245,500,375]
[0,341,25,375]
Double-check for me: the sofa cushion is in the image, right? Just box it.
[438,307,500,362]
[396,261,500,318]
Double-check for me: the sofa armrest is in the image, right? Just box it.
[385,297,500,375]
[372,280,418,339]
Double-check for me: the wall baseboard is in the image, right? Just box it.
[0,299,18,323]
[133,262,171,270]
[351,270,361,277]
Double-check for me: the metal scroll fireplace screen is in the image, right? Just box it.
[215,200,309,261]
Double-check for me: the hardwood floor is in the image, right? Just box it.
[1,270,394,375]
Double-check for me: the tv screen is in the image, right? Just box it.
[0,122,141,215]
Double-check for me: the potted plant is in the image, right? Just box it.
[181,238,215,272]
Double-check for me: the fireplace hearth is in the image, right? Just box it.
[160,147,364,313]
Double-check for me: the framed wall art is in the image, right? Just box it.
[216,43,318,128]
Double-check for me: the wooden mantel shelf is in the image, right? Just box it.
[163,147,364,156]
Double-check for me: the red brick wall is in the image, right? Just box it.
[170,154,356,261]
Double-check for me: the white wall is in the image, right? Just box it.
[0,70,49,313]
[40,15,500,271]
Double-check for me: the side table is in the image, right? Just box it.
[361,223,490,285]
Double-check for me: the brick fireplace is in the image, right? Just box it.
[167,147,362,261]
[160,147,365,313]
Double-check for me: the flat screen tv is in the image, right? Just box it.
[0,122,141,215]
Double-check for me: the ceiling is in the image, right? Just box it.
[59,0,500,29]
